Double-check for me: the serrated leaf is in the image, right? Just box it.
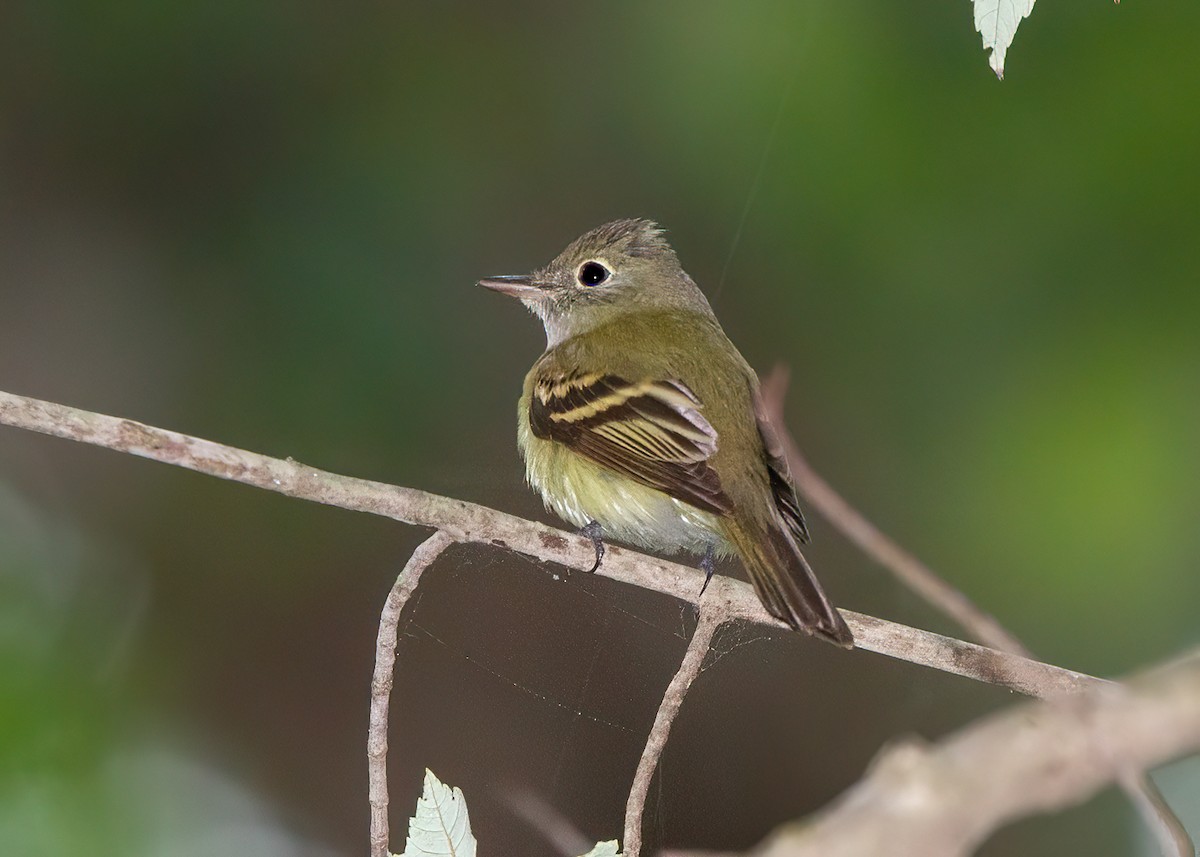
[973,0,1035,79]
[398,769,477,857]
[578,842,622,857]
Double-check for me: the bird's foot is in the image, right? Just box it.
[579,520,605,573]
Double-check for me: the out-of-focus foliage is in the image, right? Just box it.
[0,489,327,856]
[0,2,1196,855]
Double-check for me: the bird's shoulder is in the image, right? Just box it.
[534,310,743,390]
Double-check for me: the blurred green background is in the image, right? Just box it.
[1,2,1197,855]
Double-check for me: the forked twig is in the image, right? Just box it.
[0,389,1096,697]
[3,388,1185,853]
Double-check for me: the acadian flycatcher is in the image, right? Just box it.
[480,219,852,647]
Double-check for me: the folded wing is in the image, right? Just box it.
[529,372,732,515]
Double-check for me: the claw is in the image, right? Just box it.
[698,542,717,596]
[579,520,605,573]
[693,542,717,619]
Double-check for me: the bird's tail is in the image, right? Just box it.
[726,518,853,648]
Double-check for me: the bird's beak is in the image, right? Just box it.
[478,274,541,300]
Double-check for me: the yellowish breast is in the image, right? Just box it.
[517,402,731,558]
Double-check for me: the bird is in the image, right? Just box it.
[479,218,852,647]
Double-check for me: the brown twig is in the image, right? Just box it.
[624,595,725,857]
[1,390,1192,854]
[759,365,1193,856]
[367,530,456,857]
[0,388,1099,697]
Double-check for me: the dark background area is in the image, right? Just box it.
[1,2,1197,855]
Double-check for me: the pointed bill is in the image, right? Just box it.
[478,274,539,299]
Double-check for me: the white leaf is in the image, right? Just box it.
[578,842,622,857]
[398,769,477,857]
[973,0,1036,79]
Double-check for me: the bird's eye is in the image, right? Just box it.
[577,261,611,287]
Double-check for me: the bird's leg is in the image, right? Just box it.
[579,520,605,574]
[698,541,717,597]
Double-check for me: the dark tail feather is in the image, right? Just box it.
[729,520,853,648]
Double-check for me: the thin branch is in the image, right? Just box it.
[624,599,725,857]
[4,389,1189,853]
[668,650,1200,857]
[0,389,1100,696]
[759,366,1193,855]
[368,530,456,857]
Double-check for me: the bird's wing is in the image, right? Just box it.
[752,391,811,544]
[529,371,733,515]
